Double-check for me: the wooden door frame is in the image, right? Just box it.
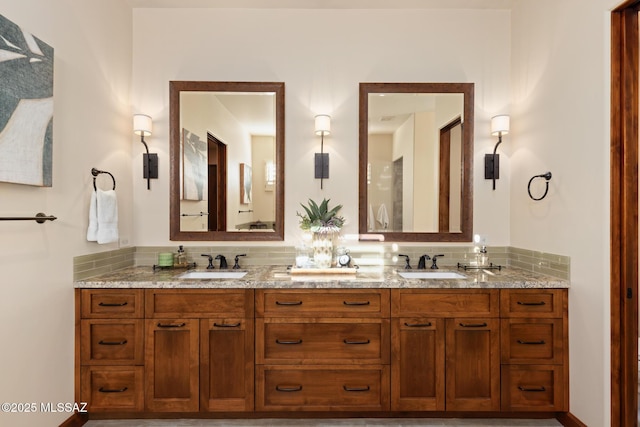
[207,133,227,231]
[438,117,462,233]
[611,2,639,426]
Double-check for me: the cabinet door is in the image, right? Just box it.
[391,318,444,411]
[145,319,199,412]
[200,318,254,412]
[445,318,500,411]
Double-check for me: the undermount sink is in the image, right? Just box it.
[398,271,466,279]
[179,270,248,279]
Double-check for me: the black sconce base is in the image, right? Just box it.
[314,153,329,179]
[484,153,499,179]
[143,153,159,179]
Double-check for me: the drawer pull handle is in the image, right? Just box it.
[213,322,241,328]
[459,322,488,328]
[98,339,128,346]
[344,339,371,345]
[404,322,432,328]
[275,385,303,392]
[518,385,546,392]
[275,301,303,306]
[517,339,546,345]
[343,301,371,306]
[343,385,370,392]
[157,322,186,328]
[98,302,128,307]
[275,339,303,345]
[517,301,546,306]
[98,386,128,393]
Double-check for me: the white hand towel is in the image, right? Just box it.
[86,190,98,242]
[96,189,119,244]
[376,203,389,230]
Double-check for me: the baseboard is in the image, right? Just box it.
[59,412,88,427]
[556,412,587,427]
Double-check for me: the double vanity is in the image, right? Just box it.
[74,265,569,420]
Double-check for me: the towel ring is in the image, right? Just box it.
[527,171,552,201]
[91,168,116,191]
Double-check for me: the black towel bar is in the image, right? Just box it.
[0,213,57,223]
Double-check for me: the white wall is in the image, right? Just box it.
[510,1,613,425]
[0,1,134,426]
[131,8,512,246]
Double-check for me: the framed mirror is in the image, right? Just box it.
[169,81,285,241]
[359,82,474,242]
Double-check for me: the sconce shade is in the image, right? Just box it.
[314,114,331,136]
[133,114,153,137]
[490,115,510,136]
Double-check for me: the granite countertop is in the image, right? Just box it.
[74,264,569,289]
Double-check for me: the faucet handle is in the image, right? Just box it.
[233,254,247,269]
[398,254,411,269]
[215,254,228,269]
[201,254,214,269]
[431,254,445,269]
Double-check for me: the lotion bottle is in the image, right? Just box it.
[175,245,186,266]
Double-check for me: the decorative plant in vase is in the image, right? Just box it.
[297,198,345,269]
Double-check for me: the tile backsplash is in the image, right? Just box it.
[73,244,570,281]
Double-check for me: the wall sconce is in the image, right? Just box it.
[314,114,331,189]
[133,114,158,190]
[485,114,510,190]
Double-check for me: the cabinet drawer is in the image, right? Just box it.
[146,289,253,317]
[257,319,389,364]
[256,365,390,411]
[392,289,499,317]
[81,366,144,412]
[501,319,564,364]
[81,289,144,319]
[257,290,389,318]
[501,365,566,411]
[500,289,566,318]
[81,319,143,365]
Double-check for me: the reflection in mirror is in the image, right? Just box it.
[359,83,474,242]
[170,81,284,241]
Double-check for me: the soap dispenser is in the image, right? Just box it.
[175,245,187,267]
[477,246,489,267]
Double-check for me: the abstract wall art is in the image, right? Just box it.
[0,14,54,187]
[182,128,207,201]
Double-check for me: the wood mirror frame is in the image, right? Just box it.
[169,81,285,241]
[358,82,474,242]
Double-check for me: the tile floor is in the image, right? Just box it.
[85,418,562,427]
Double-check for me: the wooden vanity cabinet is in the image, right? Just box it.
[255,289,391,412]
[391,289,501,412]
[145,289,254,412]
[78,289,145,412]
[499,289,568,412]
